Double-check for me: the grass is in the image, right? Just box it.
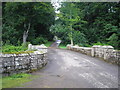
[44,41,67,49]
[1,73,36,88]
[3,51,34,54]
[44,41,53,47]
[59,44,66,49]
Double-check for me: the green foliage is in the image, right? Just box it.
[17,40,21,46]
[75,2,119,49]
[2,2,55,46]
[2,2,120,49]
[2,24,19,45]
[2,73,35,88]
[50,3,88,45]
[2,45,27,53]
[107,33,119,49]
[3,51,34,55]
[32,37,48,45]
[57,2,87,45]
[72,30,87,46]
[83,44,92,47]
[44,41,53,47]
[52,2,120,49]
[4,40,11,45]
[59,44,67,49]
[50,24,66,34]
[50,24,69,44]
[93,42,109,46]
[104,24,118,33]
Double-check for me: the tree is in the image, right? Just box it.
[74,2,120,49]
[2,2,55,45]
[58,2,84,45]
[50,24,69,44]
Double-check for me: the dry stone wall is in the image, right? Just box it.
[67,44,120,65]
[0,53,47,76]
[1,44,48,76]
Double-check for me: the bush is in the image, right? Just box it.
[72,31,88,46]
[32,37,48,45]
[2,45,27,53]
[107,33,119,49]
[83,44,92,47]
[4,40,11,45]
[93,42,109,46]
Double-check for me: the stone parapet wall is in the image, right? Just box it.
[67,45,92,56]
[91,45,119,64]
[0,52,47,76]
[67,44,120,65]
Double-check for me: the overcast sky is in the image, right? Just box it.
[51,1,61,13]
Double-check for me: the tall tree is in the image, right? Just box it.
[58,2,86,45]
[74,2,120,49]
[2,2,55,45]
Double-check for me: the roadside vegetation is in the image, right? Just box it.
[2,73,37,88]
[2,45,27,53]
[44,41,53,47]
[59,44,67,49]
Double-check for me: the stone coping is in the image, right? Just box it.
[92,45,114,49]
[0,51,47,57]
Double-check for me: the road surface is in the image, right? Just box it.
[19,48,118,88]
[50,40,61,47]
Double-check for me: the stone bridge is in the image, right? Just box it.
[1,44,119,88]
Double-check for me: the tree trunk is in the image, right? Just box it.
[70,25,73,46]
[23,31,28,44]
[70,9,73,46]
[23,23,30,46]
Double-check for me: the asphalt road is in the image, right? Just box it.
[19,48,118,88]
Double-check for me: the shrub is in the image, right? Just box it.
[107,33,119,49]
[5,40,11,45]
[93,42,109,46]
[2,45,27,53]
[72,31,88,46]
[32,37,48,45]
[83,44,92,47]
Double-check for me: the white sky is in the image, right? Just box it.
[51,0,62,13]
[51,0,62,20]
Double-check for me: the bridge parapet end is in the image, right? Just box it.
[66,44,73,50]
[28,44,47,53]
[101,46,114,60]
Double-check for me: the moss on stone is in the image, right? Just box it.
[3,51,34,55]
